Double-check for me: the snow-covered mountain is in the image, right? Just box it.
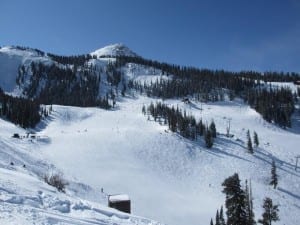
[0,44,141,99]
[0,46,52,93]
[0,44,299,225]
[90,43,138,58]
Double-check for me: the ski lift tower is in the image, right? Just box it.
[226,118,232,137]
[295,155,300,171]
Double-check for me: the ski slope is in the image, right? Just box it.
[1,95,298,225]
[0,110,163,225]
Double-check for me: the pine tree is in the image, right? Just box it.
[269,160,278,189]
[197,119,204,136]
[205,127,213,148]
[258,197,279,225]
[245,180,256,225]
[253,131,259,147]
[142,105,146,115]
[215,210,220,225]
[210,218,214,225]
[219,206,226,225]
[247,130,254,154]
[209,120,217,138]
[222,173,247,225]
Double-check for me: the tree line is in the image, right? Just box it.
[131,79,296,128]
[245,87,295,128]
[115,55,300,83]
[47,53,96,66]
[17,62,111,109]
[0,88,41,128]
[144,102,216,148]
[112,55,298,128]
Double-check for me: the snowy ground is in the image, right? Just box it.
[0,110,162,225]
[0,45,299,225]
[1,95,298,225]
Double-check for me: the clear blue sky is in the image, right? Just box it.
[1,0,300,72]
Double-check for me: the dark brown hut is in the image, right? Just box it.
[108,194,131,213]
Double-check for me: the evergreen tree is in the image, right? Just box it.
[209,120,217,138]
[269,160,278,189]
[215,210,220,225]
[247,130,254,154]
[258,197,279,225]
[197,119,205,136]
[210,218,214,225]
[253,131,259,147]
[121,83,127,96]
[219,206,226,225]
[222,173,247,225]
[142,105,146,115]
[0,89,41,128]
[245,180,256,225]
[205,127,214,148]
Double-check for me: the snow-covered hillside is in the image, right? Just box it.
[0,46,52,94]
[0,112,163,225]
[0,44,299,225]
[1,95,299,225]
[0,44,142,99]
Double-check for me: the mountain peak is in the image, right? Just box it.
[90,43,138,58]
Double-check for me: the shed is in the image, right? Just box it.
[108,194,131,213]
[294,80,300,85]
[12,133,20,138]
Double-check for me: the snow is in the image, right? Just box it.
[0,167,160,225]
[4,96,295,225]
[268,81,299,93]
[121,63,172,84]
[109,195,130,202]
[90,44,138,58]
[0,46,53,94]
[0,45,299,225]
[0,107,162,225]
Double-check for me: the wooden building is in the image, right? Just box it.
[108,194,131,213]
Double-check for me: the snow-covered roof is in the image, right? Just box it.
[109,194,130,203]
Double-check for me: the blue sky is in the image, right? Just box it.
[1,0,300,72]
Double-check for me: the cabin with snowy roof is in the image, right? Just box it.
[108,194,131,213]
